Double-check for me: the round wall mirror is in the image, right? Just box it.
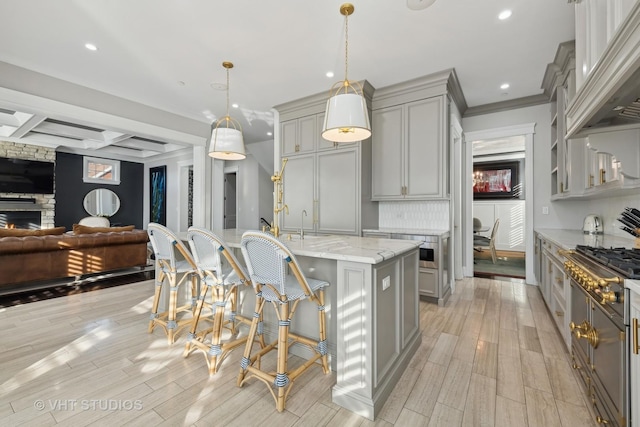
[83,188,120,217]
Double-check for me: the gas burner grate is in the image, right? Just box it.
[575,245,640,279]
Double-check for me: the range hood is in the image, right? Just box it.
[566,3,640,137]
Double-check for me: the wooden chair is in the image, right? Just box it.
[237,230,330,412]
[183,227,258,374]
[474,218,499,263]
[147,223,199,344]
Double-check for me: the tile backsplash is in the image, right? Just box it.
[379,201,449,230]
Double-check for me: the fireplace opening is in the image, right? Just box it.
[0,211,42,229]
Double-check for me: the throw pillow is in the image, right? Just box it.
[0,226,66,237]
[72,224,135,234]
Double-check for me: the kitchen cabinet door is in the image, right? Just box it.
[281,115,316,156]
[372,105,403,199]
[281,154,315,232]
[405,97,444,198]
[317,148,359,234]
[371,97,446,200]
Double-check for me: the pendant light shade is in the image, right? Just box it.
[323,91,371,143]
[209,61,246,160]
[322,3,371,143]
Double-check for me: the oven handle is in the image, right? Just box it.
[634,318,639,355]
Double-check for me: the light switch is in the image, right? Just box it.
[382,276,391,291]
[542,206,549,215]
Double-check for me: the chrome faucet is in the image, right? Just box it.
[301,209,307,240]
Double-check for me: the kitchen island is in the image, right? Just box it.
[218,229,422,420]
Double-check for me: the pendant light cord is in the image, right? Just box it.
[344,13,349,90]
[225,67,230,122]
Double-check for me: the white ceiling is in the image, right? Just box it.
[0,0,575,160]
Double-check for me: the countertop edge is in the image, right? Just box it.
[535,228,636,251]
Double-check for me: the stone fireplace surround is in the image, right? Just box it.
[0,141,55,229]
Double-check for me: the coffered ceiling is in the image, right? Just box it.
[0,1,575,161]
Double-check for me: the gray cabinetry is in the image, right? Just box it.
[537,232,570,349]
[275,84,377,236]
[283,148,362,235]
[628,281,640,427]
[316,148,359,234]
[418,268,437,299]
[281,114,317,156]
[372,96,446,200]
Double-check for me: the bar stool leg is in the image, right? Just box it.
[167,277,179,345]
[275,299,291,412]
[183,279,210,357]
[208,285,226,374]
[238,289,265,386]
[189,273,198,310]
[317,289,329,374]
[148,270,165,333]
[228,287,239,335]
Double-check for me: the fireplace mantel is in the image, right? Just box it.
[0,202,45,211]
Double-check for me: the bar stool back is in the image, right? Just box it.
[237,230,330,412]
[183,227,256,374]
[147,223,199,344]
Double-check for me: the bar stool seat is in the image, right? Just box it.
[237,230,330,412]
[183,227,257,374]
[147,223,199,344]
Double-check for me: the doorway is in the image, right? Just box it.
[464,124,536,284]
[223,171,237,229]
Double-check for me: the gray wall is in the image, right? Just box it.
[55,152,144,229]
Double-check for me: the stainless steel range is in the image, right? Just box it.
[563,245,640,427]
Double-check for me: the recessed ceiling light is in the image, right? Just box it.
[500,83,510,90]
[85,43,98,51]
[267,131,273,136]
[232,103,239,109]
[498,10,512,20]
[326,71,334,78]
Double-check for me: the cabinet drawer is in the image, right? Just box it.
[418,268,437,297]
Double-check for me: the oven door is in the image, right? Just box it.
[590,301,626,426]
[570,280,590,360]
[570,277,626,427]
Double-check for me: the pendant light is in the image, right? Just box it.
[209,61,246,160]
[322,3,371,143]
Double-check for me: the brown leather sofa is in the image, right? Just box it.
[0,229,149,288]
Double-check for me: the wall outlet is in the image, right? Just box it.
[382,276,391,291]
[542,206,549,215]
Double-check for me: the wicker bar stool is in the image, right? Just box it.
[237,230,330,412]
[183,227,259,374]
[147,223,199,344]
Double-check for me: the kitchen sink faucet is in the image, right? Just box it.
[301,210,307,240]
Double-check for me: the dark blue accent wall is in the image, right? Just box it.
[54,152,144,230]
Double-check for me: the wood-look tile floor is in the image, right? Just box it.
[0,277,598,426]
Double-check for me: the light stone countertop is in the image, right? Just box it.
[362,228,450,238]
[535,228,636,250]
[195,229,422,265]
